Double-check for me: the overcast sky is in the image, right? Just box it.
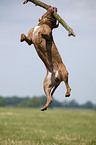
[0,0,96,104]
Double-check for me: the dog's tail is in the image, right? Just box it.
[51,83,60,96]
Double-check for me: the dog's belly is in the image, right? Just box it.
[32,25,63,72]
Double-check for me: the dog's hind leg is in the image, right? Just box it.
[63,69,71,97]
[41,71,54,111]
[59,64,71,97]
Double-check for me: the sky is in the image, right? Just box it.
[0,0,96,104]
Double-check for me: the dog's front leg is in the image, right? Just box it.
[20,28,34,45]
[20,33,33,45]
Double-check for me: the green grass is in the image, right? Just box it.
[0,108,96,145]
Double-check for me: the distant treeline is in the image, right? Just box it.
[0,96,96,110]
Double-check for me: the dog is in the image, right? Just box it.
[20,7,71,111]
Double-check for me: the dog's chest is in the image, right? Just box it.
[32,26,43,43]
[33,26,40,35]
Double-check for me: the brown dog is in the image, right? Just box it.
[20,7,71,111]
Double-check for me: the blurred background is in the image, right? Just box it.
[0,0,96,105]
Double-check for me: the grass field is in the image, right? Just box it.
[0,108,96,145]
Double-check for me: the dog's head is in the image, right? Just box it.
[38,7,58,29]
[47,7,57,14]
